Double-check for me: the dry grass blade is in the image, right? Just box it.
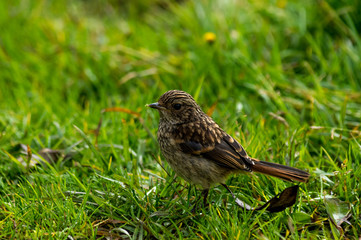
[268,112,289,128]
[97,107,156,144]
[206,100,218,117]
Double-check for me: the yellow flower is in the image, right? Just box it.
[277,0,287,8]
[203,32,216,44]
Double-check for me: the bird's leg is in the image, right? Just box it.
[221,184,236,199]
[221,184,253,211]
[191,188,209,213]
[202,189,209,206]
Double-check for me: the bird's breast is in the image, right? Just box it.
[156,121,233,189]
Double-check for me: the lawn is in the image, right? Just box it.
[0,0,360,239]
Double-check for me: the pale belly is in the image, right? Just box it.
[160,146,233,189]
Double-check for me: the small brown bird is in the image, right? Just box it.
[148,90,309,208]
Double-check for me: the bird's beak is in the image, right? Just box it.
[147,102,165,110]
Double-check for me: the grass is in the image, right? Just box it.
[0,0,361,238]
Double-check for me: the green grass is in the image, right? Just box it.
[1,0,361,238]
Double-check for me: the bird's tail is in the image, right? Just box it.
[250,158,310,183]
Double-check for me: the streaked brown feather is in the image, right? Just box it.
[175,117,254,171]
[251,158,310,182]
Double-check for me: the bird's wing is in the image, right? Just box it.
[175,120,254,170]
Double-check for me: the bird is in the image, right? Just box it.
[147,90,310,208]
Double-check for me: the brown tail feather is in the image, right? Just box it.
[250,158,310,183]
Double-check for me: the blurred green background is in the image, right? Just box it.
[0,0,360,239]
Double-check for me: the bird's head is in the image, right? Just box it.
[147,90,204,124]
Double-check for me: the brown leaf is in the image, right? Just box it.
[224,184,300,213]
[38,148,63,164]
[16,144,65,168]
[257,185,299,212]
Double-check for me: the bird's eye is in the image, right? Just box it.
[172,103,182,110]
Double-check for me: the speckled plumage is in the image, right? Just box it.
[148,90,310,191]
